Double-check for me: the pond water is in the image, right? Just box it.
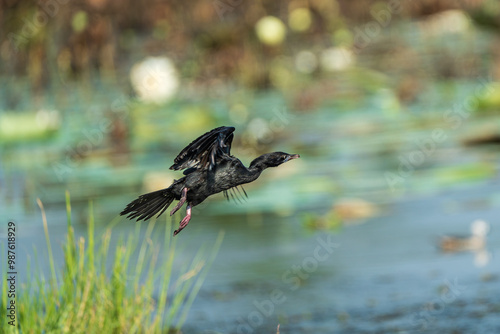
[183,183,500,333]
[2,90,500,333]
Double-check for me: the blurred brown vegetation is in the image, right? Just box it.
[0,0,492,92]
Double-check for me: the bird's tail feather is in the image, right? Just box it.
[120,188,175,221]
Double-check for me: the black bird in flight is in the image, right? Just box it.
[121,126,300,236]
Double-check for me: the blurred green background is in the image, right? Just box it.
[1,0,500,333]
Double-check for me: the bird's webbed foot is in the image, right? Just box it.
[173,204,192,236]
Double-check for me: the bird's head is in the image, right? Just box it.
[250,152,300,169]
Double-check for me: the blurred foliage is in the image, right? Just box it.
[473,82,500,112]
[0,0,494,94]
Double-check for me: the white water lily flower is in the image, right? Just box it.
[130,56,180,104]
[255,16,286,46]
[295,50,318,74]
[320,47,354,71]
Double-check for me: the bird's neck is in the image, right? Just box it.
[244,166,263,182]
[245,155,269,181]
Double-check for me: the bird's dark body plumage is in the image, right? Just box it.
[121,126,299,235]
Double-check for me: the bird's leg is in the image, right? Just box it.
[173,204,192,236]
[170,187,189,216]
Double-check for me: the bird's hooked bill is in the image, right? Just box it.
[288,154,300,161]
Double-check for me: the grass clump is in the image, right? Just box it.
[1,191,223,333]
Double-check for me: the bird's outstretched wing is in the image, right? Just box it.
[169,126,235,172]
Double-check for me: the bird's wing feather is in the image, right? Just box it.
[223,186,248,203]
[170,126,235,171]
